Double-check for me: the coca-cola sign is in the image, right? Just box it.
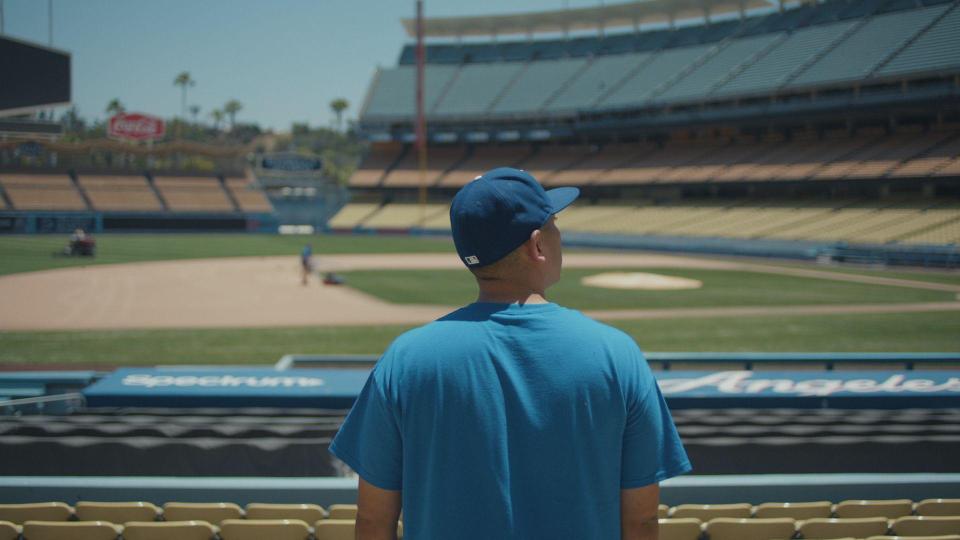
[108,112,165,141]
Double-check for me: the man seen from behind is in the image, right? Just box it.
[330,167,691,539]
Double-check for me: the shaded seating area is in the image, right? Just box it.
[152,177,234,212]
[0,174,87,211]
[76,175,162,212]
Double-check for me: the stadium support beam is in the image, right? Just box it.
[415,0,427,222]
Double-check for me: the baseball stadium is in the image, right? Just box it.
[1,0,960,538]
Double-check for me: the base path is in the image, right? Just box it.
[1,253,957,331]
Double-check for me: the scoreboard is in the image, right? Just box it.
[0,35,71,115]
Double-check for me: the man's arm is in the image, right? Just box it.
[356,477,402,540]
[621,483,660,540]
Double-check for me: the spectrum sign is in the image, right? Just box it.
[108,112,165,142]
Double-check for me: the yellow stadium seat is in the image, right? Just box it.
[0,503,72,524]
[799,517,890,538]
[917,499,960,517]
[327,504,358,520]
[835,499,914,519]
[314,519,355,540]
[867,536,960,540]
[218,519,311,540]
[891,516,960,537]
[0,521,20,540]
[705,517,796,540]
[658,518,702,540]
[244,503,326,522]
[754,501,833,520]
[21,520,121,540]
[75,501,160,523]
[658,504,669,519]
[162,502,243,524]
[671,503,752,520]
[121,520,218,540]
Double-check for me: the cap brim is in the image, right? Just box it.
[546,186,580,214]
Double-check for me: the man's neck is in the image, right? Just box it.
[476,289,549,305]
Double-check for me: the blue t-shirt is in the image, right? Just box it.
[329,302,691,539]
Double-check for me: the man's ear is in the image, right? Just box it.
[528,229,546,262]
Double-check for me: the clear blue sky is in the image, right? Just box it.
[2,0,604,131]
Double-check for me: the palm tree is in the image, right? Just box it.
[105,98,125,116]
[223,99,242,131]
[173,71,195,120]
[210,109,224,130]
[329,98,349,131]
[189,105,200,124]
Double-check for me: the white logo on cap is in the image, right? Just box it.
[465,255,480,265]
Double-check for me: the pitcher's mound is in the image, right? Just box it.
[581,272,703,290]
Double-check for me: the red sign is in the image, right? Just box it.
[108,112,165,141]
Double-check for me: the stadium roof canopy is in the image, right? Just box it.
[401,0,781,38]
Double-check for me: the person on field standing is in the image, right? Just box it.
[300,243,313,286]
[330,167,691,540]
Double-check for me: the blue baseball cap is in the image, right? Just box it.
[450,167,579,268]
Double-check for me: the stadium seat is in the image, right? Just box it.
[161,502,243,524]
[657,518,702,540]
[754,501,833,519]
[121,521,218,540]
[74,501,160,522]
[891,516,960,536]
[799,517,891,538]
[0,503,72,524]
[671,503,752,519]
[314,519,355,540]
[704,517,796,540]
[327,504,358,520]
[0,521,20,540]
[218,519,311,540]
[21,520,121,540]
[658,504,669,519]
[244,503,326,522]
[917,499,960,516]
[835,499,914,519]
[867,536,960,540]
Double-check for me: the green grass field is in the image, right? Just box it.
[339,267,954,309]
[0,233,454,276]
[1,233,958,364]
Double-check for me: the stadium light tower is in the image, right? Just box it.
[416,0,428,223]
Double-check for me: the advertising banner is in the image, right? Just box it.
[108,112,165,142]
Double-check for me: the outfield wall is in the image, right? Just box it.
[0,210,279,234]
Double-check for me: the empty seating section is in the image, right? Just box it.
[714,21,856,96]
[657,34,784,103]
[600,45,711,108]
[432,63,524,117]
[437,146,531,187]
[361,1,960,123]
[361,65,457,119]
[491,58,587,115]
[326,203,380,229]
[152,177,233,212]
[381,146,465,187]
[0,174,86,211]
[789,5,949,88]
[77,175,161,212]
[877,3,960,77]
[545,144,645,186]
[383,146,466,187]
[516,145,594,184]
[224,179,273,212]
[362,203,448,229]
[351,145,404,187]
[3,499,957,540]
[543,54,643,112]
